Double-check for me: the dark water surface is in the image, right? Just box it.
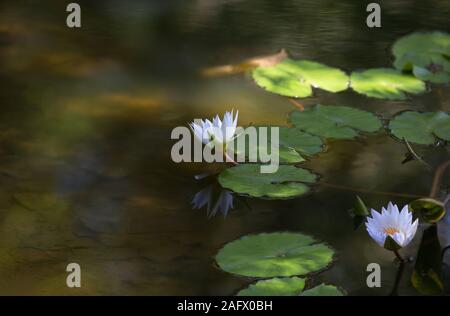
[0,0,449,295]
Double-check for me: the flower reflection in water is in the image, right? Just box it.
[192,183,235,218]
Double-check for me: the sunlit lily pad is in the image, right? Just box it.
[392,32,450,83]
[233,126,323,164]
[237,278,344,296]
[300,284,345,296]
[215,232,334,278]
[252,59,349,98]
[350,68,426,100]
[237,277,306,296]
[289,104,382,139]
[389,111,450,145]
[218,164,317,199]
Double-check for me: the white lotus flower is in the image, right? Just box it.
[189,110,238,148]
[365,202,418,249]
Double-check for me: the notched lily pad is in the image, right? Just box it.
[300,283,345,296]
[237,277,344,296]
[215,232,335,278]
[237,277,306,296]
[289,104,382,139]
[218,164,317,199]
[350,68,426,100]
[392,32,450,83]
[389,111,450,145]
[252,59,349,98]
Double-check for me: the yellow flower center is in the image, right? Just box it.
[384,227,399,235]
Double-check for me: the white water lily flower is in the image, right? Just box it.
[189,110,239,148]
[365,202,418,249]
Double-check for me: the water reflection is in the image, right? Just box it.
[55,145,128,237]
[192,183,234,218]
[0,0,449,295]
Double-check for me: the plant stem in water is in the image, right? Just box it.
[320,182,424,199]
[393,249,405,263]
[429,159,450,198]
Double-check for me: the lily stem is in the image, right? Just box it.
[403,138,432,170]
[320,182,424,199]
[288,98,305,111]
[393,249,405,263]
[429,159,450,198]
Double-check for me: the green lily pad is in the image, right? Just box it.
[233,126,323,164]
[300,284,345,296]
[252,59,349,98]
[279,127,324,156]
[237,277,306,296]
[409,198,446,224]
[350,68,426,100]
[237,278,344,296]
[289,104,382,139]
[389,111,450,145]
[393,32,450,60]
[392,32,450,83]
[215,232,334,278]
[218,164,317,199]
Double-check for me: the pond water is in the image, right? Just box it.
[0,0,449,295]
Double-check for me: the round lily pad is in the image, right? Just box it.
[300,284,344,296]
[392,32,450,83]
[233,126,323,164]
[350,68,426,100]
[279,127,324,156]
[218,164,317,199]
[215,232,334,278]
[289,104,382,139]
[252,59,349,98]
[393,32,450,60]
[389,111,450,145]
[237,277,306,296]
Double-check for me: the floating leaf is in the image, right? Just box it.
[237,277,306,296]
[411,61,450,84]
[218,164,317,199]
[278,127,324,156]
[289,104,381,139]
[409,198,446,224]
[350,68,426,100]
[393,32,450,61]
[300,284,344,296]
[389,111,450,145]
[252,59,349,98]
[237,278,344,296]
[392,32,450,83]
[233,126,323,164]
[215,232,334,278]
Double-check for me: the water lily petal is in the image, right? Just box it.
[366,202,418,250]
